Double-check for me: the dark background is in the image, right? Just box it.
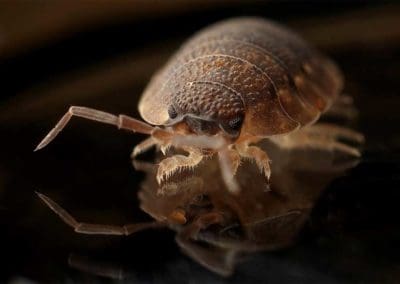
[1,1,399,283]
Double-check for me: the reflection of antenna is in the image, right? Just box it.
[36,191,165,236]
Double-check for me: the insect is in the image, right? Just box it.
[35,17,360,193]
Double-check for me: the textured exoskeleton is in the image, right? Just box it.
[35,17,362,192]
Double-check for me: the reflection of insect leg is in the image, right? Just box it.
[176,237,237,277]
[179,211,225,240]
[36,192,163,235]
[68,254,128,280]
[176,212,235,276]
[35,106,156,151]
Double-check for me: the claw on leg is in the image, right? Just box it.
[131,137,157,158]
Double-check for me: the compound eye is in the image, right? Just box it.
[228,117,243,131]
[168,105,178,119]
[220,116,244,136]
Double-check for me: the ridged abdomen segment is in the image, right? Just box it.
[139,17,343,137]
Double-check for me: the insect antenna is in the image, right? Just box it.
[34,106,155,151]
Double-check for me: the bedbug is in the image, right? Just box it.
[35,17,361,193]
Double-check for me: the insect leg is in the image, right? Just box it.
[236,144,271,180]
[130,137,157,158]
[270,124,363,157]
[218,149,241,194]
[323,94,359,121]
[36,192,163,235]
[35,106,154,151]
[225,148,241,176]
[156,147,204,184]
[305,123,365,144]
[164,133,241,193]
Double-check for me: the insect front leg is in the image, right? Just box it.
[156,147,204,184]
[162,133,243,193]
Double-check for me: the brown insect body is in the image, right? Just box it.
[36,17,355,193]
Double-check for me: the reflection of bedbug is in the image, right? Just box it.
[35,136,363,277]
[35,17,360,193]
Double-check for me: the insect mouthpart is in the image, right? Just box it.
[184,116,221,136]
[181,115,244,143]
